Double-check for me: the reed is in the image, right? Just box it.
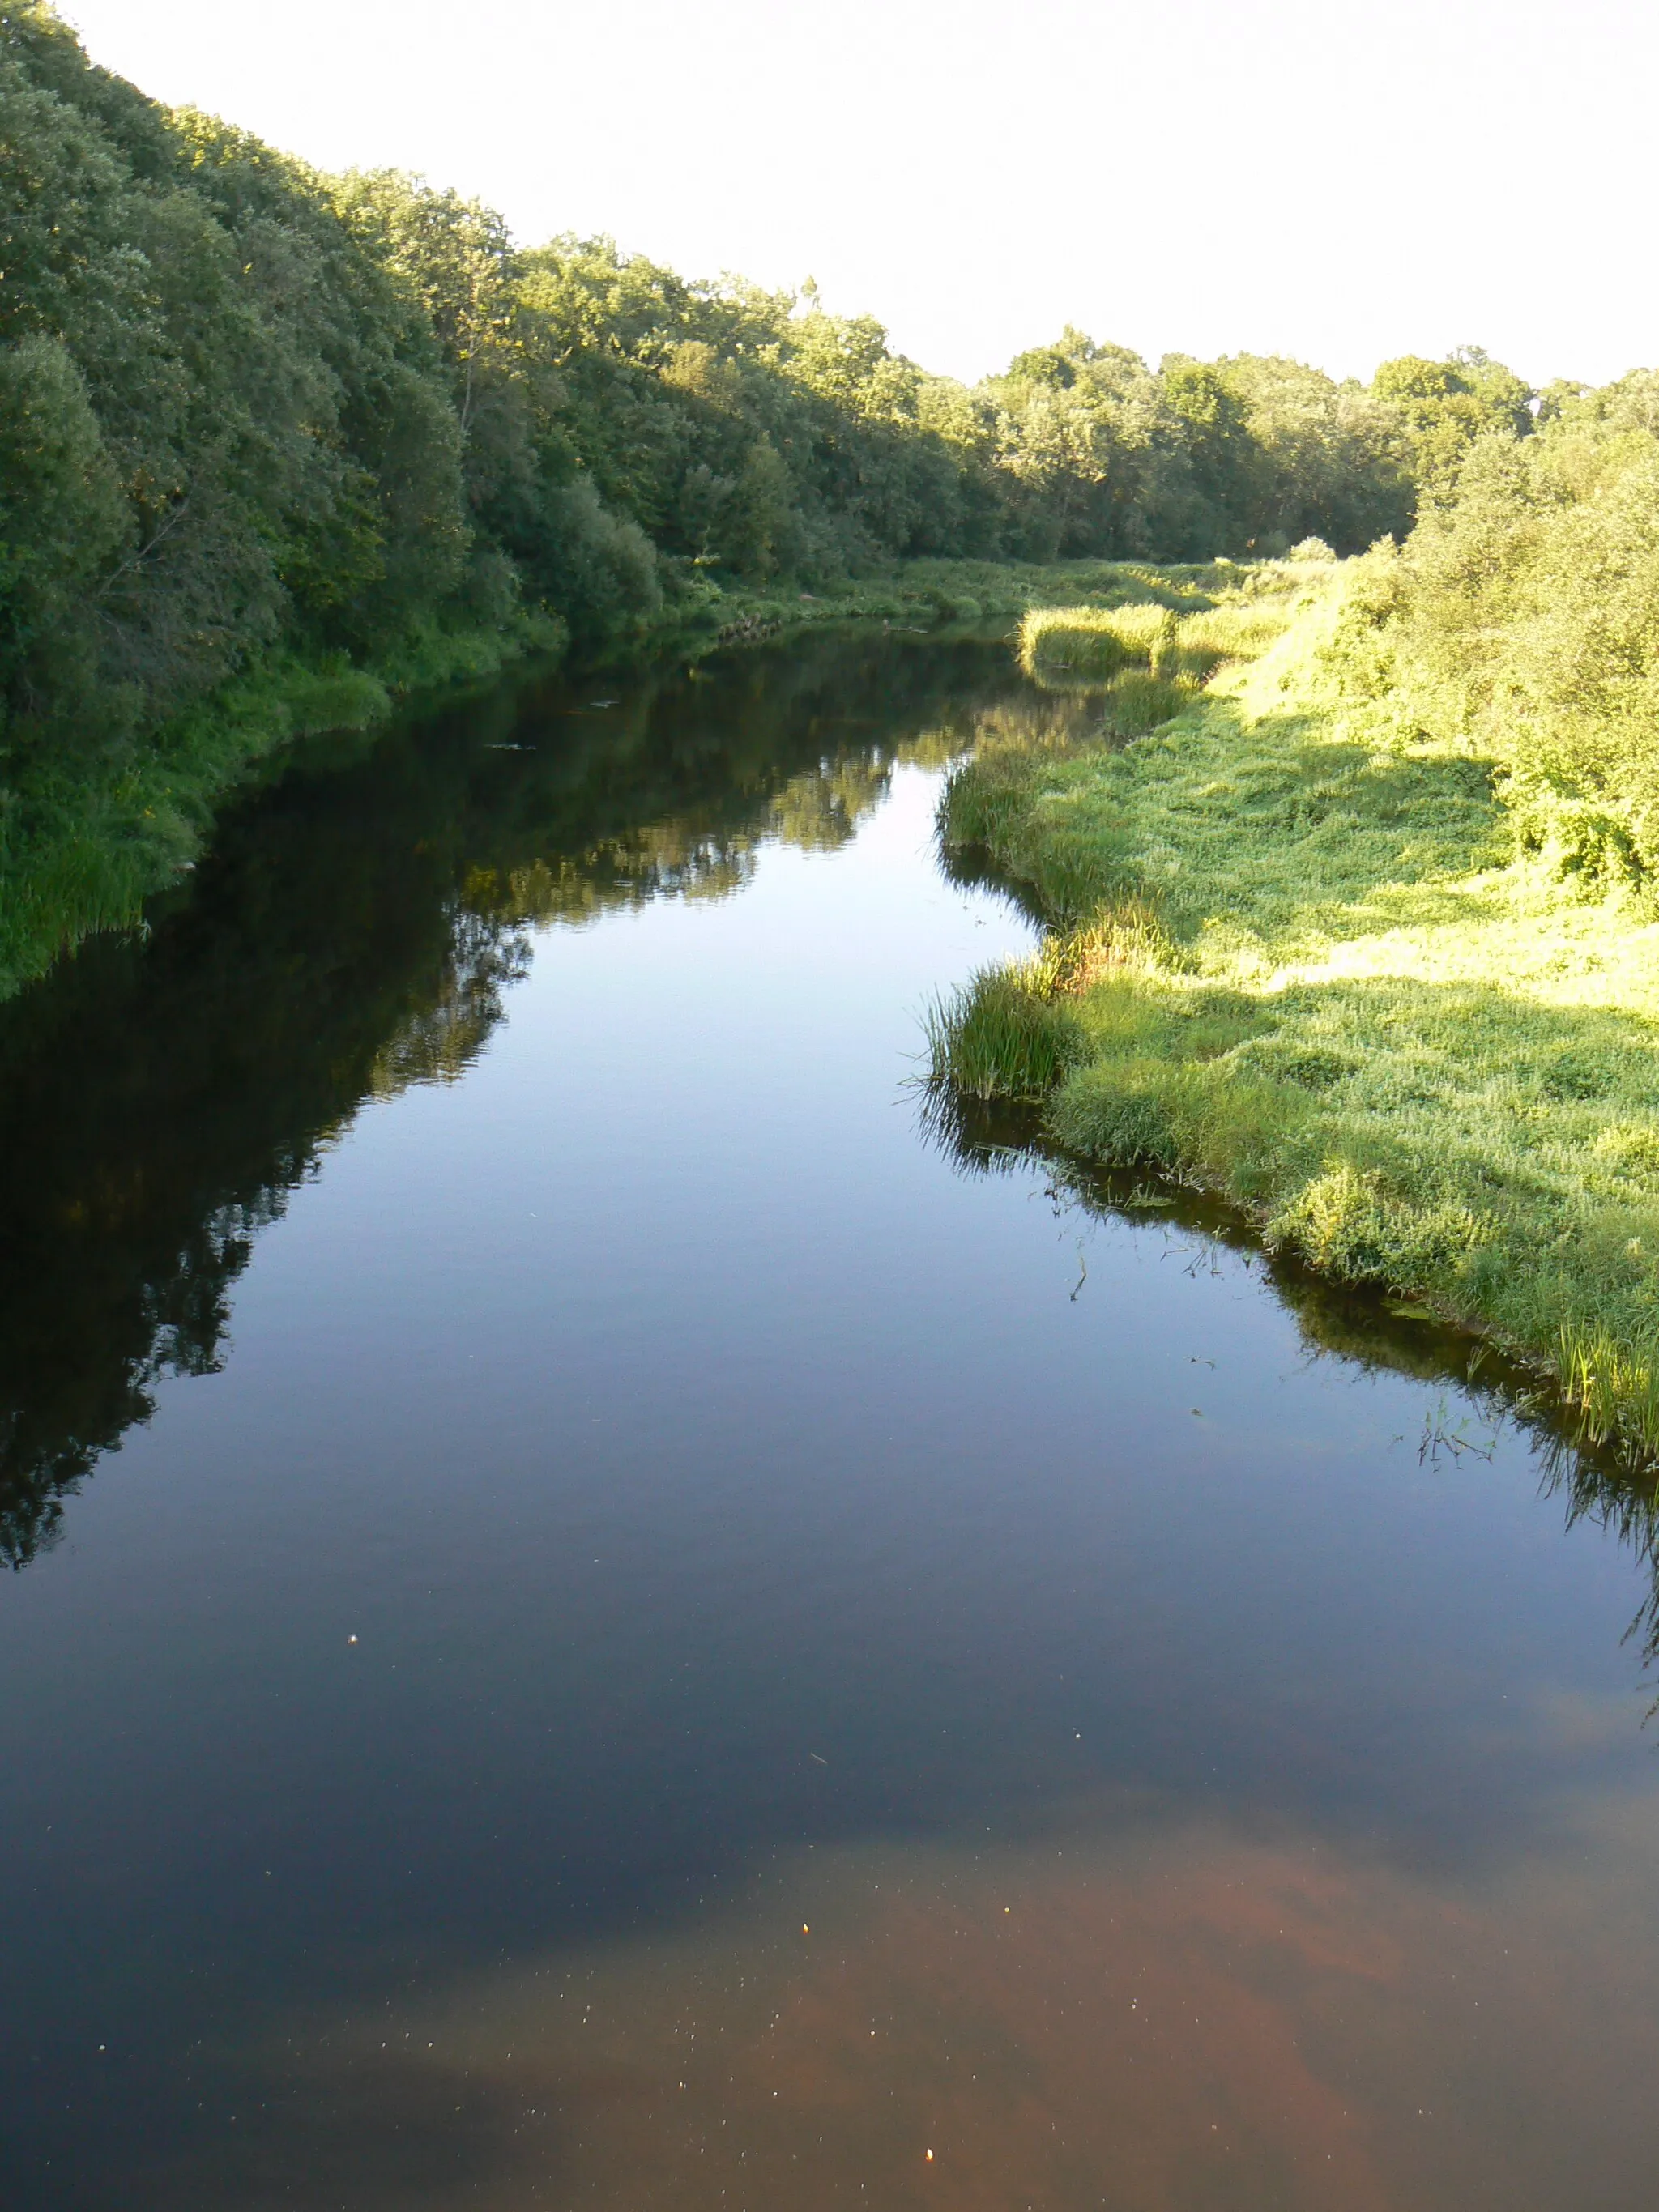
[1559,1324,1659,1462]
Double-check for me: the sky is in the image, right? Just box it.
[60,0,1657,392]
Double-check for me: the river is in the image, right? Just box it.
[3,626,1659,2210]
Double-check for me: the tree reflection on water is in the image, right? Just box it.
[7,615,1658,1687]
[0,629,1069,1567]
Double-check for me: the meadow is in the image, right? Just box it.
[930,544,1659,1467]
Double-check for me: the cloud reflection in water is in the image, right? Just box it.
[192,1789,1659,2211]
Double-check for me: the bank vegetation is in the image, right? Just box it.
[929,381,1659,1465]
[1,2,1537,993]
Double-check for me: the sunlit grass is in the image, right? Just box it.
[939,568,1659,1464]
[1559,1323,1659,1461]
[1019,604,1168,679]
[1018,590,1302,692]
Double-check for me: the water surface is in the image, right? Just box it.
[2,629,1658,2210]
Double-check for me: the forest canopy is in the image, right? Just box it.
[2,0,1529,766]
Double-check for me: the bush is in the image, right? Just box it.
[1321,398,1659,880]
[531,476,663,647]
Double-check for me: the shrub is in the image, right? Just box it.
[1320,399,1659,880]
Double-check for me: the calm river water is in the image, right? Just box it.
[4,629,1659,2210]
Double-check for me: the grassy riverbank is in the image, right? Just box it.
[0,612,574,1005]
[931,566,1659,1464]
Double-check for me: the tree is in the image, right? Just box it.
[1370,348,1533,496]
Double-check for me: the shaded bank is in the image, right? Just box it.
[926,1081,1659,1674]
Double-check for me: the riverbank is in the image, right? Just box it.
[0,557,1244,1005]
[931,567,1659,1466]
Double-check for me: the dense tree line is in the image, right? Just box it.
[2,0,1539,777]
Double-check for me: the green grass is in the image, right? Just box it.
[1020,603,1173,678]
[1017,590,1305,693]
[0,615,565,1004]
[924,966,1085,1101]
[698,555,1292,653]
[933,564,1659,1467]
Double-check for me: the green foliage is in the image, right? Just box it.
[0,335,126,714]
[0,3,487,743]
[0,3,1543,997]
[0,1,1537,739]
[981,337,1422,563]
[1368,347,1534,492]
[1315,377,1659,885]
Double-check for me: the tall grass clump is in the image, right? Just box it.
[1558,1324,1659,1464]
[1019,582,1304,697]
[1018,606,1160,680]
[1097,668,1196,735]
[923,967,1084,1100]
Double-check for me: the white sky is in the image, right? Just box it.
[60,0,1657,390]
